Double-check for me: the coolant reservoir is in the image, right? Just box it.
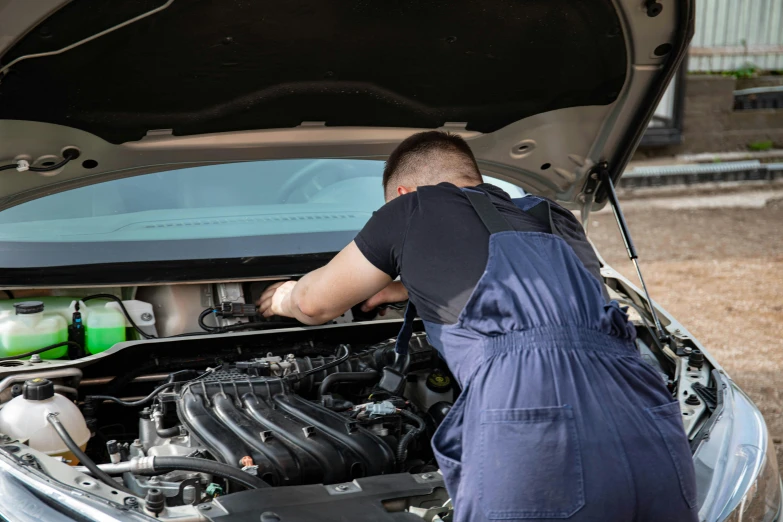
[0,302,68,359]
[0,378,90,463]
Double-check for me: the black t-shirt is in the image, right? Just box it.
[354,183,604,325]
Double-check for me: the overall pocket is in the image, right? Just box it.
[432,391,467,500]
[479,405,585,520]
[646,401,698,509]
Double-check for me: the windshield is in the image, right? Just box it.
[0,159,525,267]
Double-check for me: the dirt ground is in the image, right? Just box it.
[589,190,783,467]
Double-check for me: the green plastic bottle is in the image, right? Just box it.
[0,297,128,357]
[0,301,68,359]
[83,305,126,355]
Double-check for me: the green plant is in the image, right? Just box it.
[748,140,773,151]
[721,62,758,79]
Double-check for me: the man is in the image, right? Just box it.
[258,132,698,522]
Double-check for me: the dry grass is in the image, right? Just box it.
[590,197,783,465]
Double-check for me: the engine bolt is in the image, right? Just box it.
[29,354,42,363]
[335,485,349,492]
[141,313,153,321]
[124,497,139,508]
[421,473,433,480]
[199,504,212,511]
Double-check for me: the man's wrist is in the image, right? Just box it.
[280,283,297,318]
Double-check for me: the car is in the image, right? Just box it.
[0,0,779,521]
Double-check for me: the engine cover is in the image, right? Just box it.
[175,372,396,487]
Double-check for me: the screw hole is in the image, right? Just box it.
[82,481,93,486]
[646,1,663,17]
[517,145,529,153]
[82,159,98,169]
[540,163,551,170]
[654,43,672,56]
[111,490,118,495]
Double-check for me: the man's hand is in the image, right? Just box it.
[253,241,393,325]
[258,280,297,318]
[360,281,408,315]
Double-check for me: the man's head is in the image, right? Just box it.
[382,131,482,201]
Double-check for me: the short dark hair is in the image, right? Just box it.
[382,131,482,199]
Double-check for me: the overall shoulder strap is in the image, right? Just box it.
[511,196,557,236]
[461,188,515,234]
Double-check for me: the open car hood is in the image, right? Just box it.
[0,0,693,211]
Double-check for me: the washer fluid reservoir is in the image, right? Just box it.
[0,378,89,463]
[82,304,126,355]
[0,301,68,359]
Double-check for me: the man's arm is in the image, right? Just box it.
[360,281,408,314]
[258,241,393,325]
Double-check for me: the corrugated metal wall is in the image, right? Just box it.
[689,0,783,72]
[650,76,677,128]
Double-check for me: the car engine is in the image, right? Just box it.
[0,280,707,520]
[127,337,445,496]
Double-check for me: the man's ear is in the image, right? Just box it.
[397,185,416,196]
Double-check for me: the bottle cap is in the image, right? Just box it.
[13,301,44,315]
[23,378,54,401]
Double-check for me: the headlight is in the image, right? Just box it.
[721,434,781,522]
[697,378,782,521]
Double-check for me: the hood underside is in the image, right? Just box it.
[0,0,693,209]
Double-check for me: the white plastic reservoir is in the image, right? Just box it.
[0,378,89,463]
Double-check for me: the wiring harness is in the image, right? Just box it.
[0,148,80,173]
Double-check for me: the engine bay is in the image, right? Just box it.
[0,279,717,521]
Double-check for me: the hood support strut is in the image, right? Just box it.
[598,163,669,344]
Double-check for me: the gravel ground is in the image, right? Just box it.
[589,191,783,467]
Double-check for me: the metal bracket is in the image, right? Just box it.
[579,169,602,232]
[173,478,202,506]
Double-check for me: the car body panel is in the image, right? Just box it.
[0,0,693,210]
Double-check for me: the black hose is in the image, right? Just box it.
[288,345,351,382]
[82,294,154,339]
[317,370,379,398]
[0,341,82,361]
[156,425,182,438]
[152,457,268,490]
[154,415,182,438]
[46,413,136,496]
[27,156,71,172]
[396,409,427,465]
[86,369,213,407]
[0,149,79,174]
[198,308,219,333]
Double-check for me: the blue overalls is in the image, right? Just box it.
[396,189,698,522]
